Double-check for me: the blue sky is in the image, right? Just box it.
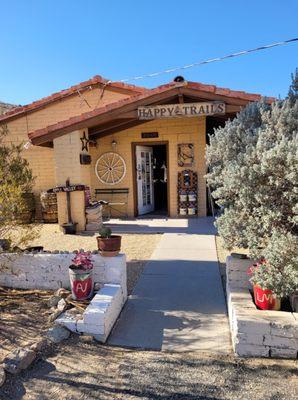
[1,0,297,105]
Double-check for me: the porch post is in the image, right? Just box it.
[53,129,91,232]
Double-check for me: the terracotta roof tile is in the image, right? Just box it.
[0,75,147,123]
[28,80,275,144]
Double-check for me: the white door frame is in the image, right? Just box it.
[136,145,154,215]
[133,141,169,217]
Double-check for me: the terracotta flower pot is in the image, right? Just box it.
[61,222,77,235]
[253,285,281,311]
[96,235,121,257]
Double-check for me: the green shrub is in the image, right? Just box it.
[0,124,39,250]
[206,71,298,295]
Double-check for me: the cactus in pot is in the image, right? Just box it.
[96,226,121,257]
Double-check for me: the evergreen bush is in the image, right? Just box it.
[206,71,298,296]
[0,124,39,249]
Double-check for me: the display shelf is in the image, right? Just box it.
[177,170,198,216]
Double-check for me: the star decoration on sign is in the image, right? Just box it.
[80,131,90,151]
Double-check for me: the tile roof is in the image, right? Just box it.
[0,75,147,123]
[0,101,17,115]
[28,80,275,144]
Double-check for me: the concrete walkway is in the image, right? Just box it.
[108,218,231,353]
[105,216,217,234]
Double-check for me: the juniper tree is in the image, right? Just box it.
[288,68,298,104]
[0,124,38,249]
[206,72,298,282]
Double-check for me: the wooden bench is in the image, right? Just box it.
[95,188,129,219]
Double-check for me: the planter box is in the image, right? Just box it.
[0,252,127,298]
[226,256,298,359]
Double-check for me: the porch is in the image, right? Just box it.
[27,78,253,232]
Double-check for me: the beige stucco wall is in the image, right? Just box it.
[1,87,129,218]
[53,129,91,231]
[89,117,207,217]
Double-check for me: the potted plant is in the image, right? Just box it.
[97,226,121,257]
[61,222,77,235]
[69,251,94,300]
[248,259,298,311]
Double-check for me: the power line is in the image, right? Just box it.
[114,38,298,83]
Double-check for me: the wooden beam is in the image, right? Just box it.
[89,118,137,137]
[89,118,133,135]
[91,120,147,139]
[31,88,182,145]
[178,93,184,104]
[181,88,250,106]
[31,85,249,146]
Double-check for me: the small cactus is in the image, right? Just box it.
[99,226,112,238]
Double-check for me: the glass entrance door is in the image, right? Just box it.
[136,145,154,215]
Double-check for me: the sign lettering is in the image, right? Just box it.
[138,102,225,120]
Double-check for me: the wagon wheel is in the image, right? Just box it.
[95,152,126,185]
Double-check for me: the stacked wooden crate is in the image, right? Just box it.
[40,192,58,223]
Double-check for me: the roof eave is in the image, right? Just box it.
[29,84,273,146]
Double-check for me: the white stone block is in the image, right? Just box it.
[76,320,104,335]
[234,343,270,357]
[0,252,127,295]
[234,314,271,335]
[83,306,105,325]
[226,256,255,271]
[55,313,78,332]
[263,335,297,349]
[235,333,264,346]
[270,347,297,359]
[270,322,298,339]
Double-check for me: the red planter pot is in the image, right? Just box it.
[253,285,281,311]
[69,266,93,300]
[97,235,121,257]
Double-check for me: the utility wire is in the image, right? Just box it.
[114,38,298,83]
[24,38,297,149]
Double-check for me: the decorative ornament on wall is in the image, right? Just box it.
[178,143,194,167]
[80,131,90,151]
[95,152,126,185]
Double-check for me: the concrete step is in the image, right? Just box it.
[55,283,126,342]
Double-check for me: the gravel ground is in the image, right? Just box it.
[1,335,297,400]
[25,224,161,261]
[1,228,297,399]
[0,225,160,361]
[14,223,161,295]
[0,291,52,363]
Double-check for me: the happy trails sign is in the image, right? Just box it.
[138,102,225,120]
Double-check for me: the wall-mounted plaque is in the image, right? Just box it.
[178,143,194,167]
[80,153,92,165]
[141,132,159,139]
[138,102,225,120]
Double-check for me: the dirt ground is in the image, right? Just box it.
[1,336,297,400]
[0,290,52,363]
[1,228,297,399]
[0,226,160,363]
[23,224,161,296]
[16,224,161,260]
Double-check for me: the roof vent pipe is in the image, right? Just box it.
[173,76,185,83]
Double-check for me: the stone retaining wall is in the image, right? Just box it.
[226,256,297,358]
[0,252,126,297]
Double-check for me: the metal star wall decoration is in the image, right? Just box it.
[80,131,90,151]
